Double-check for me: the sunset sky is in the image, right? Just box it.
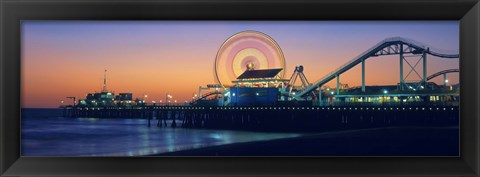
[21,21,459,108]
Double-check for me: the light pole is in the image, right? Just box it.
[192,93,197,102]
[330,91,334,105]
[383,90,388,105]
[166,93,172,106]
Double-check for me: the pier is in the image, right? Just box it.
[61,36,460,133]
[64,105,458,132]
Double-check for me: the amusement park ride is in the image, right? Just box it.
[71,30,459,108]
[192,31,460,107]
[61,30,460,133]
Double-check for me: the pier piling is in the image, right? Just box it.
[64,106,459,132]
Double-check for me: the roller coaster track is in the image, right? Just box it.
[426,69,459,81]
[191,91,222,104]
[294,37,459,99]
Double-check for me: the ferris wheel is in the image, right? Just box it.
[214,30,286,88]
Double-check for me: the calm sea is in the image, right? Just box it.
[21,108,301,156]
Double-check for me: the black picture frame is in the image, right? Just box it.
[1,0,479,176]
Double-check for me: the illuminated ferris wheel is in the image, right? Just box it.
[214,30,286,88]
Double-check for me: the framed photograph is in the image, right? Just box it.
[1,0,479,176]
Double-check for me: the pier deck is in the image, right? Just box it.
[64,105,459,132]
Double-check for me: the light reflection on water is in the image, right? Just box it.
[21,109,302,156]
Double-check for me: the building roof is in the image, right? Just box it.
[237,68,283,79]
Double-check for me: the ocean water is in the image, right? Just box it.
[21,108,302,156]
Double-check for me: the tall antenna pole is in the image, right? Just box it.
[103,69,107,92]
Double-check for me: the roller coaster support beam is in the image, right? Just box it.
[362,59,365,92]
[294,37,458,99]
[422,50,427,87]
[199,86,202,98]
[318,87,322,106]
[399,44,404,91]
[336,74,340,95]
